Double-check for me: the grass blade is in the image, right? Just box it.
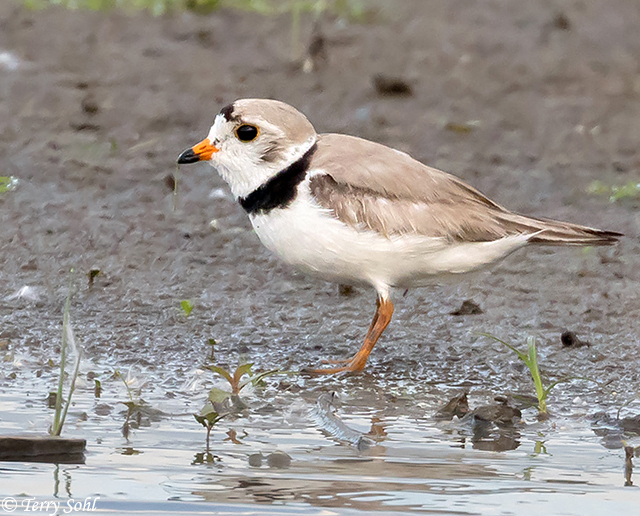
[51,295,71,436]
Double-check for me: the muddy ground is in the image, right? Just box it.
[1,0,639,405]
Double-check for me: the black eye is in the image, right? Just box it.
[235,124,259,142]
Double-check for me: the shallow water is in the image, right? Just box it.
[1,352,639,515]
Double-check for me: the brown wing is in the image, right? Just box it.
[308,134,621,245]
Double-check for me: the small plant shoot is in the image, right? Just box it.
[481,334,598,420]
[51,286,83,436]
[207,338,216,361]
[180,299,194,317]
[481,334,556,419]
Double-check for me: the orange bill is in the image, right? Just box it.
[177,138,219,164]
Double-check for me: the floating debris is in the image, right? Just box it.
[471,401,522,427]
[313,393,373,450]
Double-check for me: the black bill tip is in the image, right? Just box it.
[177,148,200,164]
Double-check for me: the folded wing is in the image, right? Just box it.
[309,134,621,246]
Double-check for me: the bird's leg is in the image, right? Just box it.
[307,296,394,374]
[321,307,381,364]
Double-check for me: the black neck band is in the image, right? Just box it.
[239,143,317,215]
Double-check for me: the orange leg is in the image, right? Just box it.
[321,306,381,365]
[306,296,394,374]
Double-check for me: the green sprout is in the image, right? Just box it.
[114,369,158,439]
[180,299,194,318]
[194,404,226,451]
[172,165,179,211]
[481,334,599,420]
[21,0,369,22]
[207,362,280,395]
[207,338,216,361]
[194,362,282,447]
[480,334,558,419]
[87,269,101,287]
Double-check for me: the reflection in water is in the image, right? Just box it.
[471,430,521,452]
[625,446,634,486]
[53,464,74,498]
[437,394,522,452]
[533,440,548,455]
[367,416,388,439]
[223,428,248,444]
[191,451,220,465]
[192,457,500,512]
[117,447,142,455]
[2,377,636,513]
[469,402,522,452]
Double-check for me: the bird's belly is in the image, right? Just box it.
[248,194,530,289]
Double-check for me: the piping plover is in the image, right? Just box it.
[177,99,621,374]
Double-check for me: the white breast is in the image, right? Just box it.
[248,178,532,291]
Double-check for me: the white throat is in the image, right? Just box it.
[211,131,317,200]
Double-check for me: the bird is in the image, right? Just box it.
[177,99,621,375]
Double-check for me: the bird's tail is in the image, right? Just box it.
[497,213,622,246]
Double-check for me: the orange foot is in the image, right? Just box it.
[303,355,368,375]
[303,296,394,376]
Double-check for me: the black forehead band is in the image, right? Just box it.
[220,103,240,123]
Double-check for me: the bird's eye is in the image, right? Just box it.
[235,124,259,142]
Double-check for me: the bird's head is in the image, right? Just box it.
[177,98,317,198]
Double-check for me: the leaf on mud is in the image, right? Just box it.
[180,299,194,317]
[372,74,412,96]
